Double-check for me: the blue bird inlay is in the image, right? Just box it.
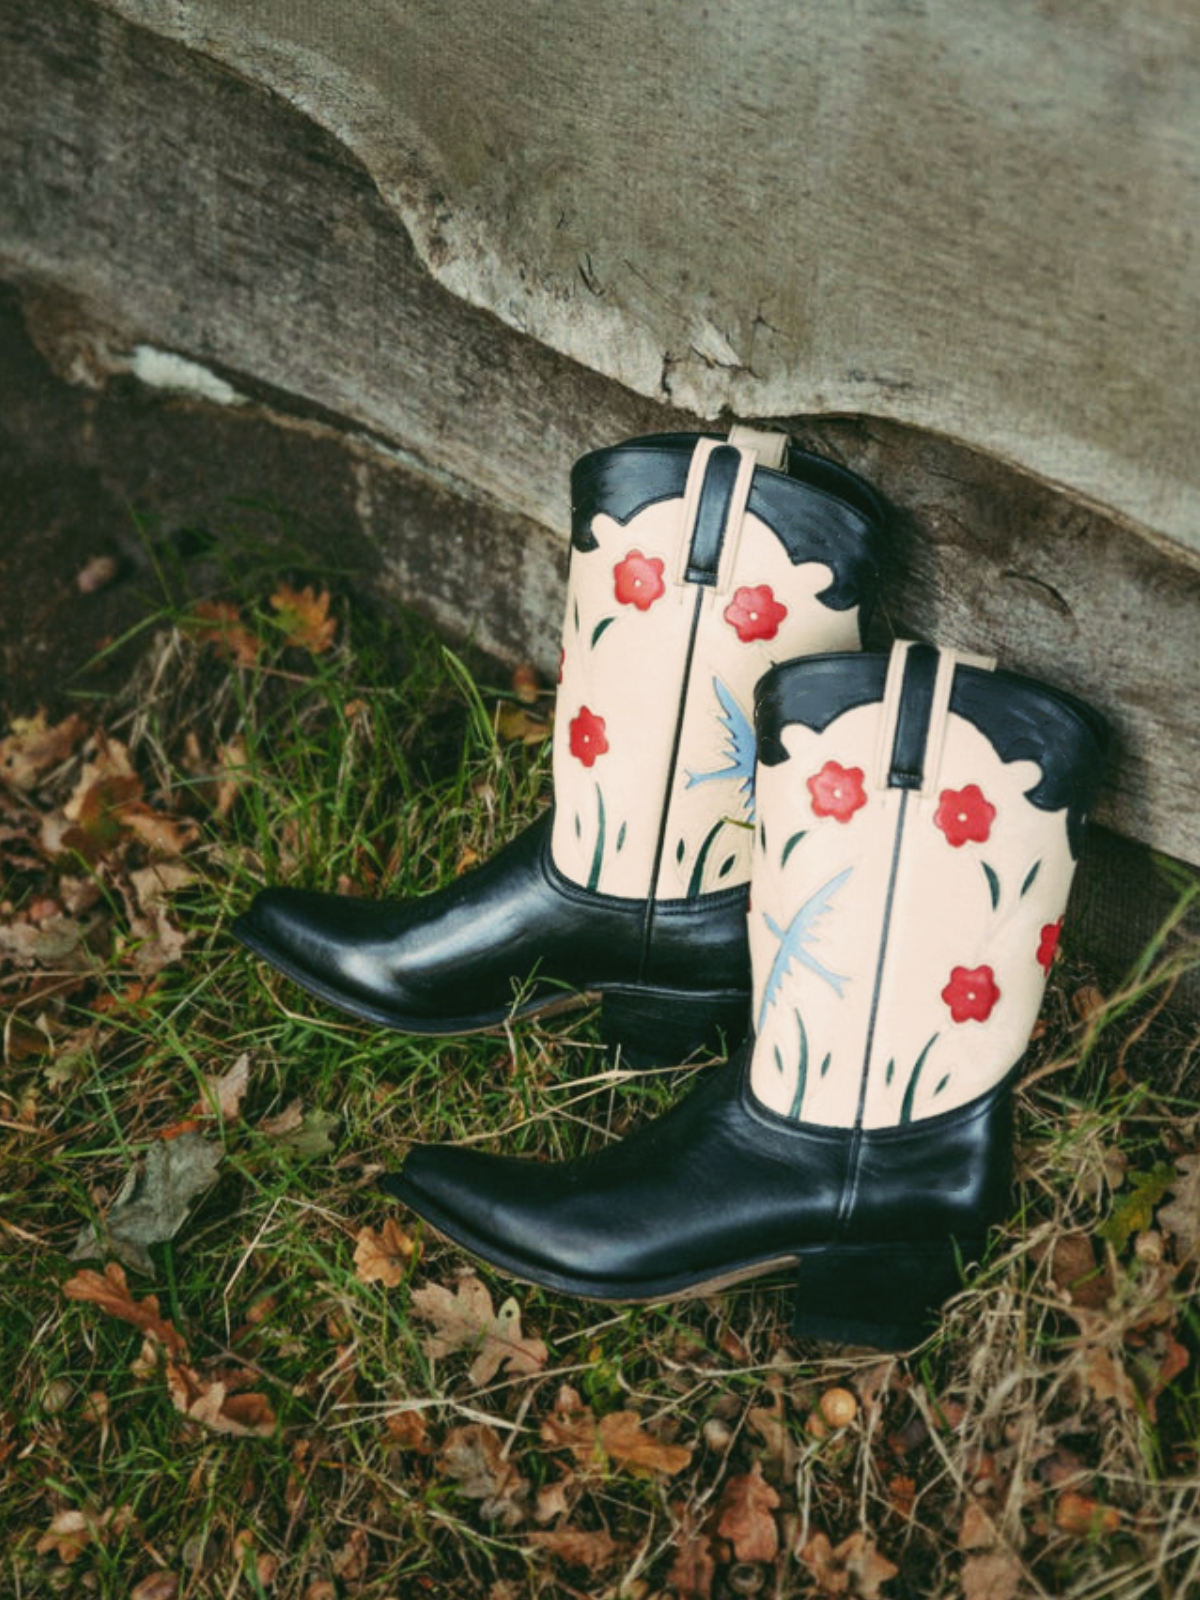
[685,677,756,820]
[757,867,852,1031]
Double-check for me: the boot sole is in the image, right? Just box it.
[232,915,748,1063]
[382,1172,979,1352]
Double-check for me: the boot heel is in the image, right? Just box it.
[599,985,749,1069]
[791,1236,984,1350]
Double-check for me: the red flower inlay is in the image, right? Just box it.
[613,549,666,610]
[723,583,788,643]
[934,783,997,847]
[807,760,868,823]
[568,706,609,767]
[1037,917,1063,974]
[942,964,1001,1024]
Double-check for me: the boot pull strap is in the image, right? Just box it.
[873,640,997,794]
[727,424,789,470]
[675,428,790,592]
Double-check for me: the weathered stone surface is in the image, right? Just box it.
[95,0,1200,551]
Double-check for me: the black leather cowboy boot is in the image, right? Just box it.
[383,642,1110,1346]
[234,429,886,1062]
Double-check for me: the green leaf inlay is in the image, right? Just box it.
[982,861,1001,910]
[788,1011,810,1120]
[781,830,808,870]
[686,818,727,898]
[586,786,606,893]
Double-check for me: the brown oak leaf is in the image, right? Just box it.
[1157,1155,1200,1263]
[439,1422,528,1526]
[62,1262,187,1357]
[129,1574,180,1600]
[540,1383,602,1466]
[384,1408,431,1454]
[528,1527,619,1569]
[186,600,261,667]
[36,1505,134,1564]
[961,1549,1022,1600]
[666,1514,717,1600]
[353,1219,416,1287]
[597,1409,693,1476]
[534,1477,571,1523]
[799,1530,899,1599]
[0,710,88,790]
[270,583,337,654]
[201,1052,252,1121]
[410,1273,547,1385]
[165,1362,276,1437]
[1041,1231,1113,1309]
[716,1460,780,1562]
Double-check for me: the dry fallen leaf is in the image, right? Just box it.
[510,662,542,704]
[410,1273,547,1386]
[958,1500,1000,1551]
[201,1052,252,1121]
[534,1478,571,1524]
[597,1410,693,1477]
[528,1527,619,1570]
[71,1132,222,1274]
[353,1219,416,1287]
[496,703,554,745]
[129,1573,180,1600]
[330,1527,369,1583]
[439,1422,528,1527]
[186,600,261,667]
[257,1101,338,1158]
[1081,1345,1138,1411]
[798,1530,899,1599]
[716,1460,780,1563]
[62,1262,187,1357]
[0,710,88,790]
[1157,1154,1200,1263]
[385,1408,431,1454]
[747,1376,798,1476]
[166,1362,277,1438]
[1040,1231,1114,1309]
[36,1509,98,1565]
[961,1548,1022,1600]
[271,583,337,654]
[1054,1490,1120,1536]
[666,1514,716,1600]
[541,1383,602,1466]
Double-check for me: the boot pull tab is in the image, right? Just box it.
[675,428,790,592]
[872,640,997,793]
[727,424,789,470]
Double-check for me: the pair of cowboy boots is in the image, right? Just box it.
[234,428,1110,1349]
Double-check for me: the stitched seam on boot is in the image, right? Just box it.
[836,788,910,1234]
[638,588,706,982]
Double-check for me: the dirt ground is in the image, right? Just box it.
[0,282,389,726]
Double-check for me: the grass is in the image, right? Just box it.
[2,568,1199,1599]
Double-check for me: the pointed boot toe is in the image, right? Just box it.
[234,429,887,1057]
[383,644,1111,1349]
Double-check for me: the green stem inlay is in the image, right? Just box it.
[686,817,727,898]
[788,1010,809,1121]
[586,785,606,892]
[899,1033,940,1126]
